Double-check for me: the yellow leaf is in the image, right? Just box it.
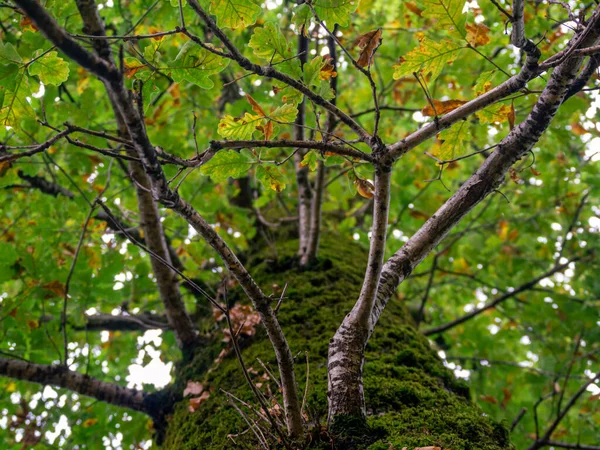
[422,99,468,117]
[27,319,39,330]
[466,23,491,47]
[7,382,16,392]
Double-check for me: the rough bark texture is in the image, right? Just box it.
[161,237,512,450]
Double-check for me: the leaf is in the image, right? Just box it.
[405,2,423,16]
[422,0,466,35]
[0,72,35,130]
[312,0,359,28]
[217,113,263,140]
[354,178,374,198]
[245,94,266,117]
[200,150,254,182]
[422,99,468,116]
[249,22,302,78]
[42,280,66,297]
[209,0,261,29]
[0,42,23,65]
[473,70,496,95]
[465,23,491,47]
[293,3,313,35]
[355,28,382,68]
[170,41,229,89]
[269,104,298,123]
[256,165,288,192]
[27,50,69,85]
[480,394,498,404]
[393,38,464,82]
[188,391,210,412]
[435,120,470,160]
[183,381,204,397]
[508,103,516,129]
[82,418,98,427]
[476,102,513,125]
[300,151,318,171]
[123,57,147,79]
[303,56,335,100]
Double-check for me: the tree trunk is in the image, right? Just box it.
[161,236,512,450]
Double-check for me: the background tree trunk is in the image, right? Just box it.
[161,236,512,450]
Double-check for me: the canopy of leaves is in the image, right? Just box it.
[0,0,599,448]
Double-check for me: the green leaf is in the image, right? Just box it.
[171,41,229,89]
[256,165,288,192]
[28,50,70,85]
[217,113,263,140]
[249,22,302,77]
[209,0,261,29]
[0,242,18,283]
[269,104,298,123]
[303,56,335,100]
[473,70,497,96]
[301,151,319,171]
[313,0,359,28]
[169,0,187,7]
[292,3,312,34]
[436,120,470,160]
[476,102,512,125]
[393,38,464,82]
[0,42,22,65]
[200,150,254,181]
[0,71,35,130]
[422,0,467,36]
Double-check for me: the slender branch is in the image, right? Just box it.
[526,370,600,450]
[370,6,600,345]
[0,129,72,163]
[422,257,580,336]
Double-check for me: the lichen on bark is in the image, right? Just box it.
[161,237,513,449]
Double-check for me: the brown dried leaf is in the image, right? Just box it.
[480,394,498,404]
[405,2,423,16]
[42,280,66,297]
[188,391,210,413]
[245,94,266,117]
[508,103,516,130]
[354,178,375,198]
[571,122,588,135]
[422,99,468,117]
[356,28,383,68]
[466,23,491,47]
[508,167,520,183]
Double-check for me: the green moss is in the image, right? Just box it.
[161,236,512,450]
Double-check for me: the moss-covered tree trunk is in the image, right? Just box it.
[161,238,512,450]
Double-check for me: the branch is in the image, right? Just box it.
[371,6,600,333]
[294,31,312,261]
[16,0,304,434]
[14,170,74,198]
[0,357,158,417]
[542,442,600,450]
[526,370,600,450]
[0,129,72,163]
[185,0,371,143]
[71,0,200,353]
[422,257,581,336]
[73,313,169,331]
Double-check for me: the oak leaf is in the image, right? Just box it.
[356,28,383,68]
[465,23,491,47]
[422,99,468,117]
